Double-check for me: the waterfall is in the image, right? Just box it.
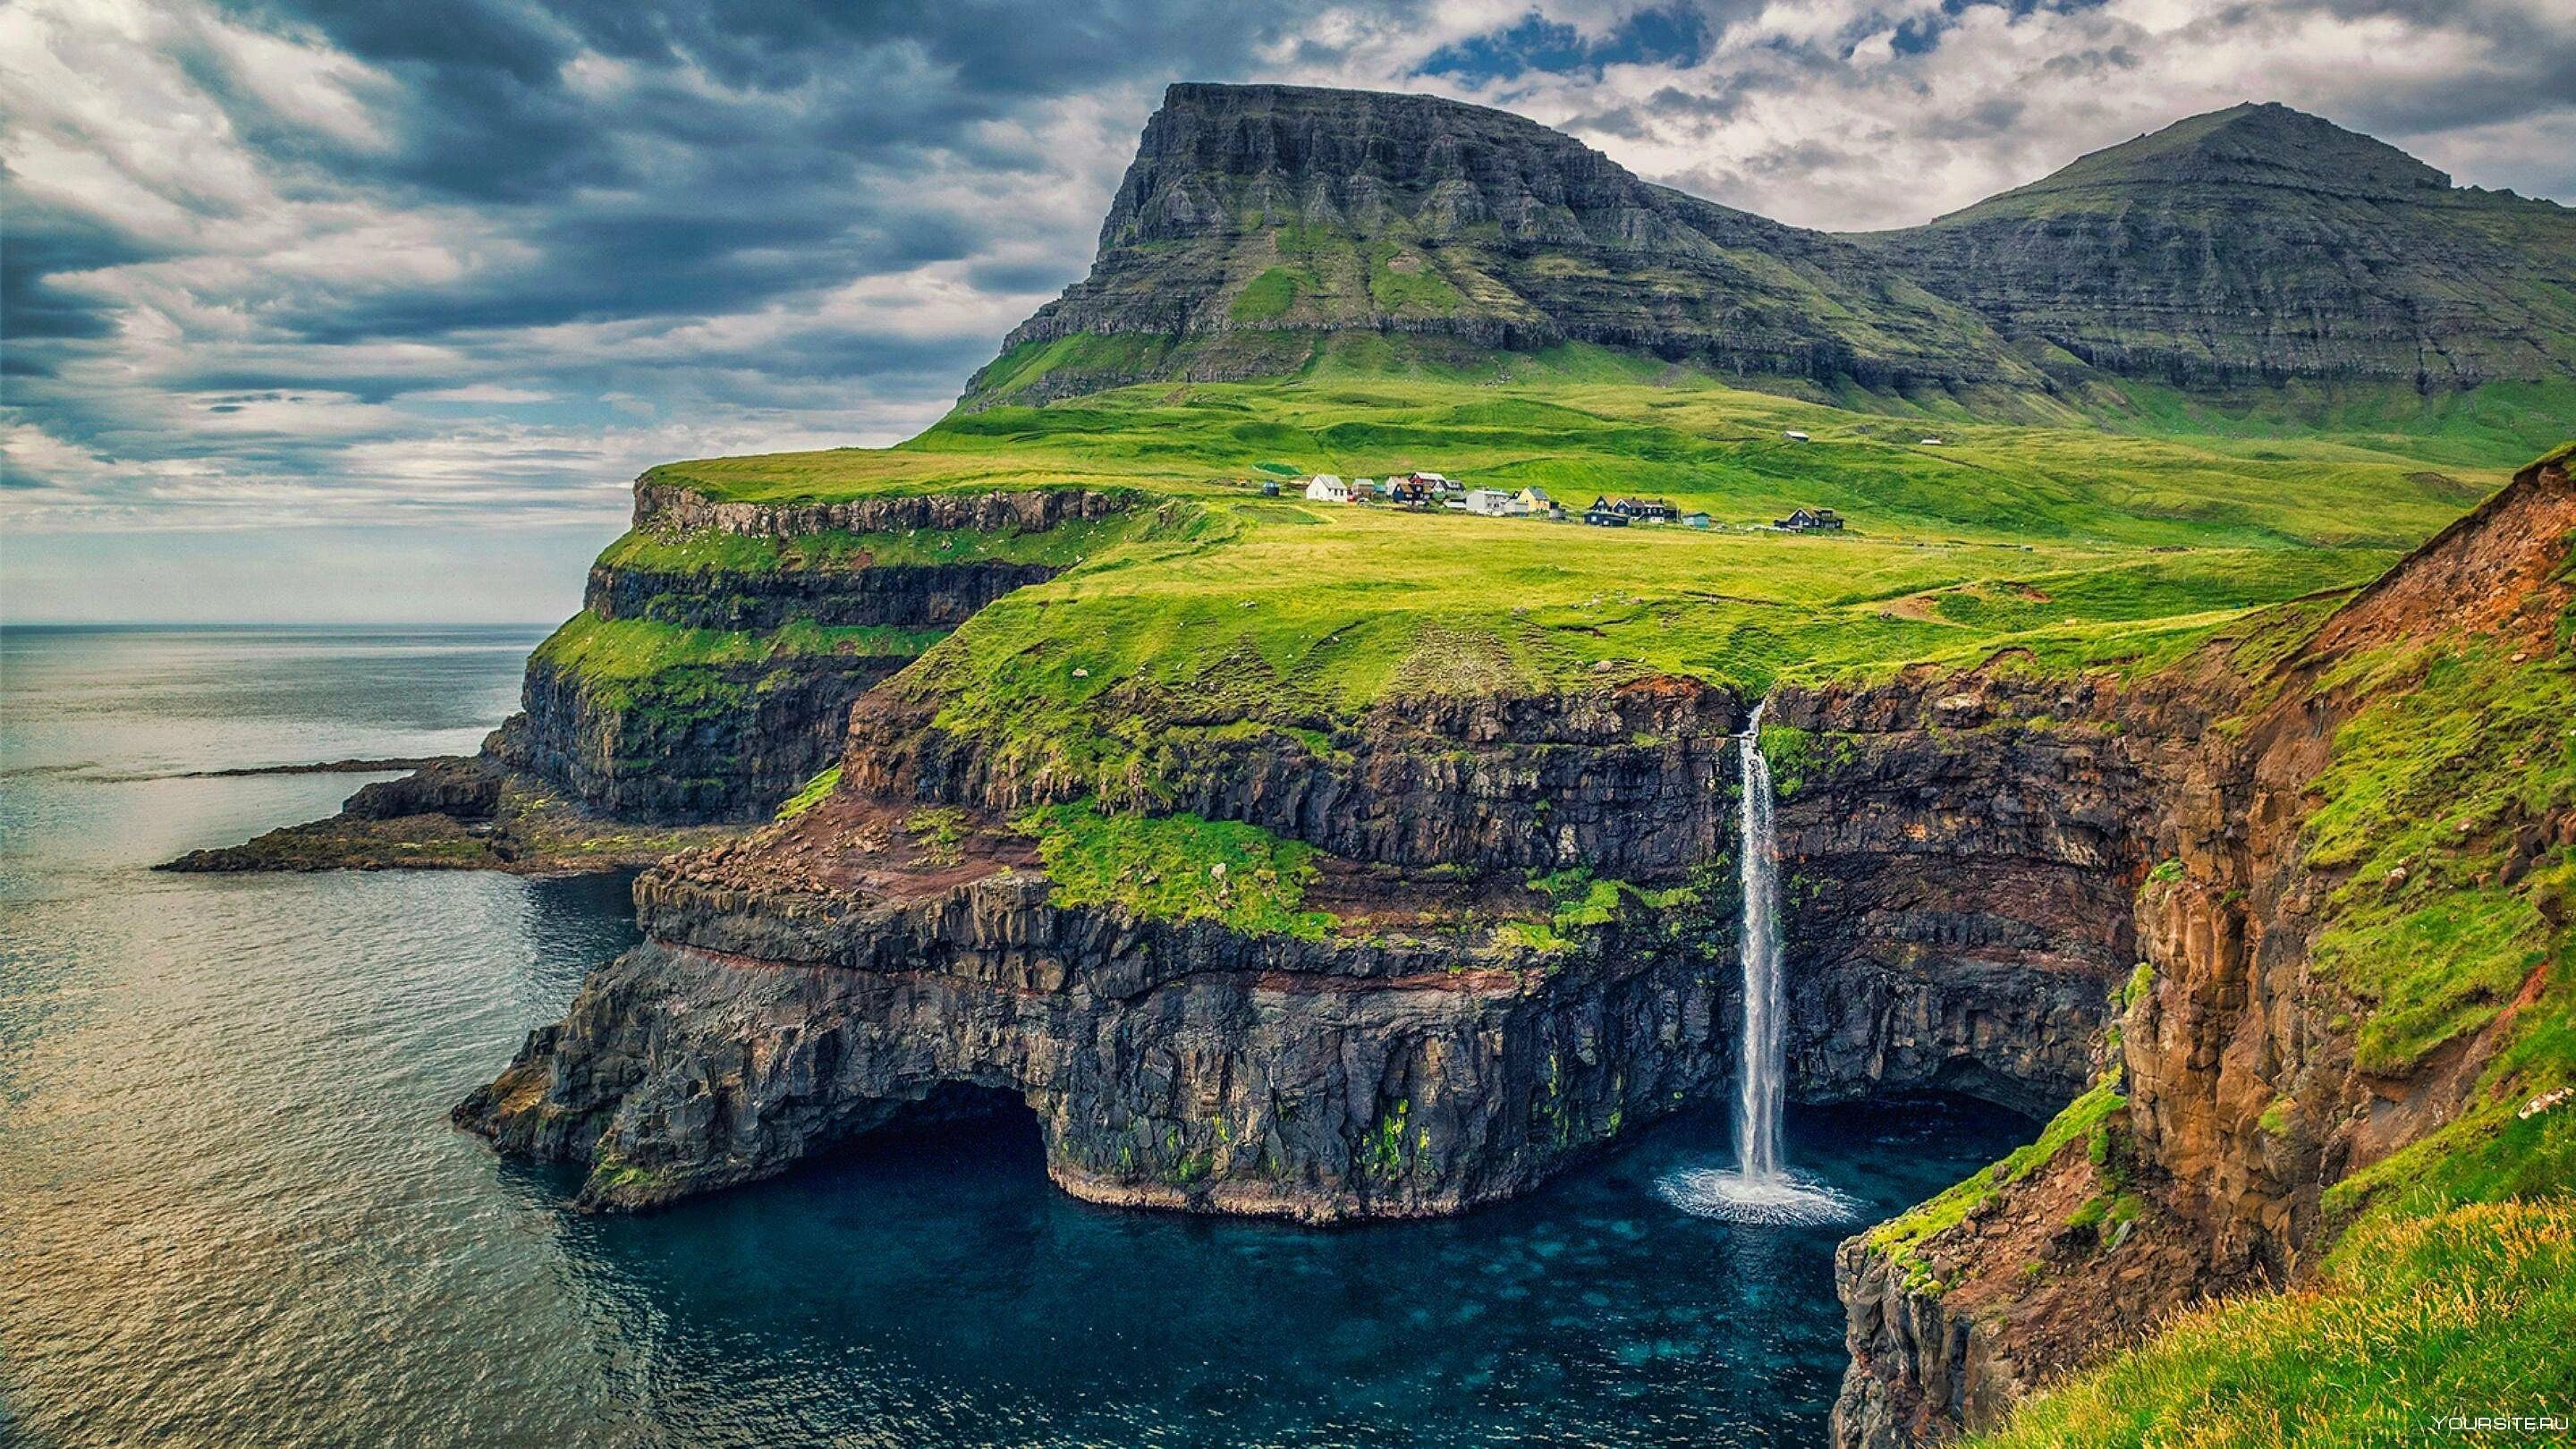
[1651,699,1858,1226]
[1734,702,1785,1182]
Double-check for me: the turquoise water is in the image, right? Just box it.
[0,626,2035,1447]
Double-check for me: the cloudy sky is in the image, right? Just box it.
[5,0,2572,623]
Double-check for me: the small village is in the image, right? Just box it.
[1262,469,1846,533]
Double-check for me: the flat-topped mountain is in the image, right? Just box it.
[964,82,2037,406]
[967,86,2576,411]
[1859,101,2576,390]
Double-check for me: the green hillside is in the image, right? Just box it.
[962,83,2046,409]
[610,372,2534,811]
[956,87,2576,457]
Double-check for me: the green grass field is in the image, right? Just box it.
[609,369,2533,809]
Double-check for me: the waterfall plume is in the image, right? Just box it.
[1656,702,1858,1227]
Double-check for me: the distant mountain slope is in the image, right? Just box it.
[1853,103,2576,392]
[962,83,2039,407]
[962,87,2576,425]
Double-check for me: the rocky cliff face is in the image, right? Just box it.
[456,791,1732,1221]
[487,648,909,823]
[484,484,1131,823]
[627,481,1131,538]
[1773,674,2151,1118]
[1858,104,2576,391]
[1828,446,2576,1447]
[459,646,2172,1224]
[849,672,1747,874]
[965,82,2036,406]
[584,556,1057,632]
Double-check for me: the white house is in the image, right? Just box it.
[1461,488,1517,517]
[1304,474,1351,503]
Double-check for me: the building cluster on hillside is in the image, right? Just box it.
[1251,471,1839,536]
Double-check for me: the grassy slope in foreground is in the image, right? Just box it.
[1958,453,2576,1446]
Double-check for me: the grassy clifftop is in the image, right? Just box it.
[609,373,2515,811]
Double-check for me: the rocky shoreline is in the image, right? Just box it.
[158,755,741,875]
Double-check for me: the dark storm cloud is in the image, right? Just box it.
[0,202,158,363]
[4,0,1413,524]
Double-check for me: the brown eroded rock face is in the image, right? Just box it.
[1827,445,2576,1448]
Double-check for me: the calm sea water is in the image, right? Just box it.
[0,625,2034,1447]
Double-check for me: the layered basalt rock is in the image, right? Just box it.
[461,660,2165,1223]
[456,795,1730,1222]
[848,674,1748,874]
[584,555,1058,632]
[489,649,911,823]
[1770,674,2151,1118]
[629,481,1131,538]
[484,484,1132,823]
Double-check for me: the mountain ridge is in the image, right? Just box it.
[967,80,2043,408]
[1860,99,2576,392]
[965,84,2576,412]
